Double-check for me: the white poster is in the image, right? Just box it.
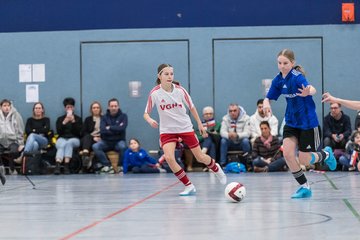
[26,84,39,103]
[129,81,142,97]
[32,64,45,82]
[19,64,32,83]
[262,79,272,96]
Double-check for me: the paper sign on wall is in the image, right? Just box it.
[19,64,46,82]
[32,64,45,82]
[26,84,39,103]
[19,64,32,83]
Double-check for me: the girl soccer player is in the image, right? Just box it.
[263,49,337,198]
[144,64,227,196]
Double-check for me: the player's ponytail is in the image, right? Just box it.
[294,65,306,76]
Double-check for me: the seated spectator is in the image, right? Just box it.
[0,99,24,176]
[323,103,352,151]
[252,121,286,172]
[196,106,221,158]
[80,101,102,170]
[123,138,166,174]
[249,99,278,144]
[24,102,51,156]
[158,139,185,173]
[339,131,360,171]
[354,111,360,131]
[355,121,360,133]
[54,97,82,175]
[278,117,286,142]
[219,103,251,166]
[189,106,220,171]
[93,98,127,174]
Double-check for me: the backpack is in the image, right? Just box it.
[225,162,247,173]
[22,154,43,175]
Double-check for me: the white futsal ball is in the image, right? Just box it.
[224,182,246,203]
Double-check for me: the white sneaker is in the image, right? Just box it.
[100,166,114,173]
[179,184,196,196]
[213,163,227,185]
[10,169,18,175]
[108,167,115,174]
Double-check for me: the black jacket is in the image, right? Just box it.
[323,111,352,140]
[100,109,127,142]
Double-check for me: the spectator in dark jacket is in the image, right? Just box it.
[24,102,51,155]
[252,121,286,172]
[54,97,82,175]
[80,101,102,170]
[92,98,127,173]
[323,103,352,150]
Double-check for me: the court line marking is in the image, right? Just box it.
[322,174,360,223]
[323,173,338,190]
[343,199,360,223]
[59,181,180,240]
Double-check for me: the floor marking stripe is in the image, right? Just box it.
[343,199,360,222]
[59,181,179,240]
[323,173,338,190]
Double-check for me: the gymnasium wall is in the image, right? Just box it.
[0,1,359,150]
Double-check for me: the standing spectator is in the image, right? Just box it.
[54,97,82,175]
[92,98,127,173]
[0,99,24,176]
[323,102,352,151]
[249,99,279,144]
[80,101,102,170]
[24,102,51,156]
[252,121,286,172]
[219,103,251,167]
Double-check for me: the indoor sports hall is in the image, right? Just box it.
[0,1,359,239]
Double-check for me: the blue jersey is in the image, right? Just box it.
[266,69,319,130]
[122,148,157,174]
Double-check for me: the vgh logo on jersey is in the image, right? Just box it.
[160,103,183,110]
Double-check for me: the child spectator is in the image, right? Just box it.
[339,131,360,171]
[123,138,166,174]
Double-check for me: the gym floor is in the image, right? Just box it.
[0,171,358,240]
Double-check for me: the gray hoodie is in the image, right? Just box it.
[0,106,24,147]
[220,105,250,140]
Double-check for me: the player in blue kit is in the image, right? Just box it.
[263,49,337,198]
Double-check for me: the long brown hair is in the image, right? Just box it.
[155,63,173,85]
[32,102,45,118]
[89,101,102,116]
